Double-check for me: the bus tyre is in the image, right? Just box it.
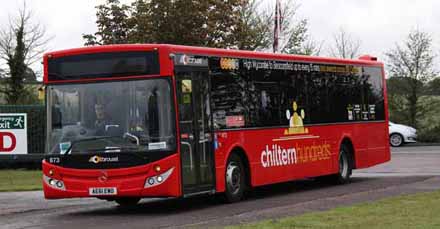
[115,197,140,208]
[224,154,246,203]
[333,144,352,184]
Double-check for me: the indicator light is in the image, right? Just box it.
[49,169,54,176]
[154,165,161,172]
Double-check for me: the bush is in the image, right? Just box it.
[417,126,440,143]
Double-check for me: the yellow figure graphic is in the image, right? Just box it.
[285,101,308,135]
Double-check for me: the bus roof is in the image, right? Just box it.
[44,44,383,67]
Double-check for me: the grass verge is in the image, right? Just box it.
[0,170,42,192]
[230,190,440,229]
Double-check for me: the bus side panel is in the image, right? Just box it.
[351,124,370,169]
[214,122,389,190]
[366,121,391,167]
[215,126,338,189]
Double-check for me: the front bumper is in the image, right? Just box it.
[42,154,181,199]
[404,133,417,143]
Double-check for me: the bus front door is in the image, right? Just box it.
[176,70,215,196]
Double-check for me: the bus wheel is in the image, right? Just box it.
[334,144,352,184]
[115,198,141,208]
[224,154,246,203]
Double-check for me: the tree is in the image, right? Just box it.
[281,19,322,55]
[83,0,316,54]
[273,1,320,55]
[386,77,422,124]
[299,39,323,56]
[386,29,436,128]
[84,0,244,47]
[426,77,440,95]
[232,0,271,50]
[199,0,244,48]
[244,0,320,55]
[329,27,361,59]
[0,3,49,104]
[83,0,131,45]
[0,68,5,78]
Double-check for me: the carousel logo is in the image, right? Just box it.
[88,155,119,164]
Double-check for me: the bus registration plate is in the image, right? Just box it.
[89,187,117,196]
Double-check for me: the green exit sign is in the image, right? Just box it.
[0,115,26,129]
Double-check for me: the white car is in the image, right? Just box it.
[389,122,417,147]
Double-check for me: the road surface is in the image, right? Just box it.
[1,146,440,229]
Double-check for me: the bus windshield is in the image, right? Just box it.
[46,78,176,155]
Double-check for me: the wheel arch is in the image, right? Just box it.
[226,146,252,189]
[340,137,356,169]
[389,132,403,136]
[389,132,404,138]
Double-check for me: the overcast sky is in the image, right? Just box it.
[297,0,440,60]
[1,0,439,72]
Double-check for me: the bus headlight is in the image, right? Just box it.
[56,181,64,188]
[44,175,65,191]
[144,167,174,188]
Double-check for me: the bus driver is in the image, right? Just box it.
[94,103,111,135]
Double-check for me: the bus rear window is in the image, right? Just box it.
[48,51,160,81]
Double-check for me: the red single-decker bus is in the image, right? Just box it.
[42,44,390,206]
